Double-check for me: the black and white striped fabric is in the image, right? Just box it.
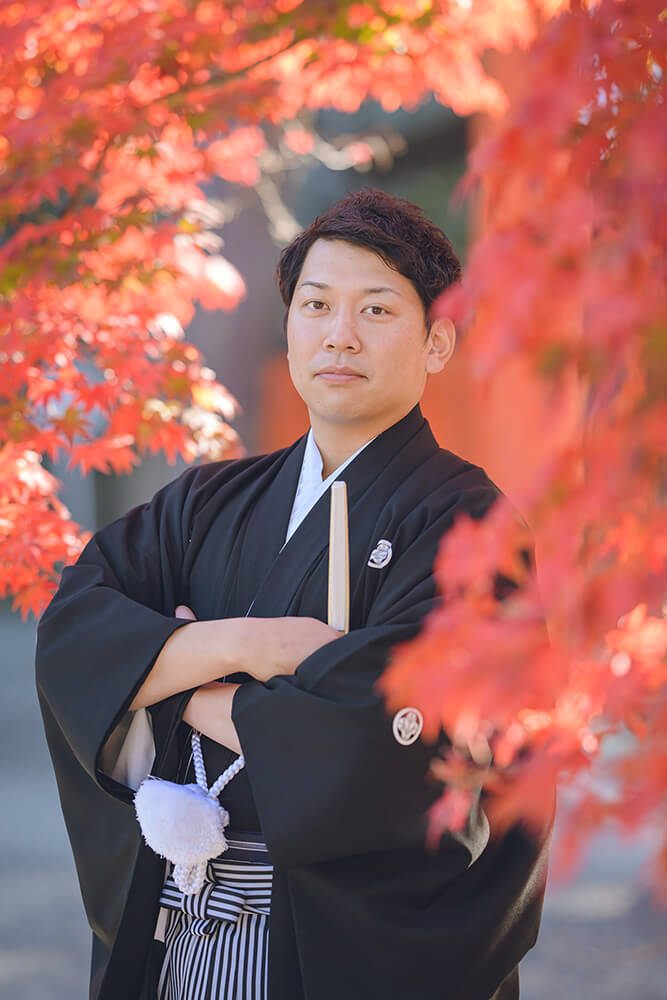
[156,830,273,1000]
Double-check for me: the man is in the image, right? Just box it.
[36,188,550,1000]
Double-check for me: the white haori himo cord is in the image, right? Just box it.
[134,731,245,895]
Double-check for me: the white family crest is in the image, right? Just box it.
[368,538,392,569]
[392,707,423,746]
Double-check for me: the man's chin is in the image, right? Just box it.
[307,401,369,426]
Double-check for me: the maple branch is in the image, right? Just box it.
[51,133,117,221]
[32,36,308,223]
[162,35,307,111]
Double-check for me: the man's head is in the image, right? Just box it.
[276,188,461,330]
[276,189,460,448]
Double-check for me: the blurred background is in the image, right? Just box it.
[1,94,665,999]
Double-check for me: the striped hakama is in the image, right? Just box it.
[154,830,273,1000]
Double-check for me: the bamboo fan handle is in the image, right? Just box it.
[327,481,349,634]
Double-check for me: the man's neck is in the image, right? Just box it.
[310,407,412,479]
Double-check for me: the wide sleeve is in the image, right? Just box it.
[231,488,500,869]
[35,465,201,800]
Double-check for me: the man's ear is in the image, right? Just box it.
[425,316,456,374]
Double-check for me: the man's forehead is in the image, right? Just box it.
[297,279,401,297]
[297,238,407,294]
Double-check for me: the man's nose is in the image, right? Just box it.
[324,307,361,352]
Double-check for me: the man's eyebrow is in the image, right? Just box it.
[296,280,402,296]
[297,280,329,291]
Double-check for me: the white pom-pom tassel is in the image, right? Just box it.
[134,778,230,866]
[133,732,245,895]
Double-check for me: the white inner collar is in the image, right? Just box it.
[283,428,375,546]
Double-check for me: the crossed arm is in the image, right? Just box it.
[129,605,341,755]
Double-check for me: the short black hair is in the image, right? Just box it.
[276,188,461,329]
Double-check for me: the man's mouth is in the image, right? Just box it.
[315,367,365,383]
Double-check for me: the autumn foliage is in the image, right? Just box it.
[381,0,667,888]
[1,2,665,887]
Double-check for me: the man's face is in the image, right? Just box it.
[286,238,446,435]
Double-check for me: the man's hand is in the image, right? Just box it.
[175,605,341,684]
[175,604,197,622]
[243,616,342,683]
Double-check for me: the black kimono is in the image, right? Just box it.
[35,404,550,1000]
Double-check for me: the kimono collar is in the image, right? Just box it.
[246,403,437,621]
[284,428,376,546]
